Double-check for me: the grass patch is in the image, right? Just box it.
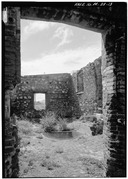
[17,120,33,136]
[28,159,34,167]
[20,138,30,148]
[40,158,61,170]
[78,157,104,177]
[23,168,29,174]
[34,128,43,134]
[44,153,50,159]
[55,147,64,154]
[36,134,43,139]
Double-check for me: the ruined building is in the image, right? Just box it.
[12,73,81,118]
[3,2,126,177]
[12,57,102,117]
[72,57,102,114]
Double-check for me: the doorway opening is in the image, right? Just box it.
[18,19,104,178]
[21,19,101,75]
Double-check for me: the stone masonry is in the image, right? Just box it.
[3,2,126,177]
[72,57,102,115]
[13,74,81,118]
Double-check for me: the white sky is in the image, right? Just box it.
[21,19,101,75]
[34,93,45,102]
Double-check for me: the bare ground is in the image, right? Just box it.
[18,120,105,178]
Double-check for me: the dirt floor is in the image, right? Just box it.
[18,119,105,178]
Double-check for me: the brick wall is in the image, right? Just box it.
[4,90,20,178]
[4,7,20,90]
[72,57,102,115]
[3,7,20,178]
[102,25,126,177]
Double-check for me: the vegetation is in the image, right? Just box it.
[90,119,104,136]
[17,118,105,177]
[55,147,64,154]
[17,120,33,136]
[41,111,71,133]
[41,158,61,170]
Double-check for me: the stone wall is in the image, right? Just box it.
[13,74,81,118]
[72,57,102,114]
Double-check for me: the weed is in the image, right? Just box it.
[44,152,50,159]
[40,158,61,170]
[55,147,64,154]
[34,128,43,134]
[79,157,104,177]
[28,160,33,166]
[17,120,33,136]
[23,110,46,123]
[41,112,57,132]
[21,128,32,135]
[41,112,70,132]
[23,168,29,174]
[36,134,43,139]
[57,118,70,131]
[46,155,50,159]
[90,119,104,136]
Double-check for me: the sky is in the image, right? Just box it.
[21,19,101,76]
[34,93,45,102]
